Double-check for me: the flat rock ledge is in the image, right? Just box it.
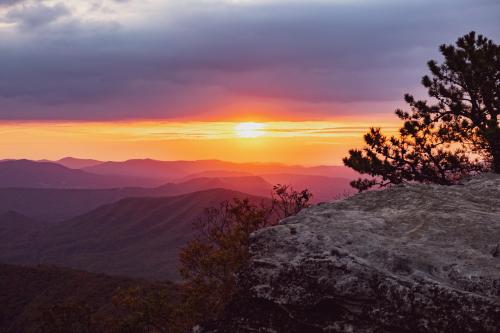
[202,174,500,333]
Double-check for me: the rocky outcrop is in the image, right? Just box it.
[204,174,500,332]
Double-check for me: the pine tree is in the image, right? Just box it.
[344,32,500,191]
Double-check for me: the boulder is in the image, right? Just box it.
[204,174,500,332]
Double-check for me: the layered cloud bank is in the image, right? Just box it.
[1,0,499,120]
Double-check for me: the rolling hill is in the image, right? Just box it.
[82,159,359,181]
[0,176,272,222]
[181,171,355,202]
[0,187,159,222]
[0,212,44,265]
[0,211,40,239]
[55,157,103,169]
[0,189,269,281]
[179,170,254,181]
[81,159,228,180]
[161,176,272,198]
[0,160,161,188]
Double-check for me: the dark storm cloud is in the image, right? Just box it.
[0,0,499,119]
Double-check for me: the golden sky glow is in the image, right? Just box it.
[0,119,399,165]
[235,122,266,138]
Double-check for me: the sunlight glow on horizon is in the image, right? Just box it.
[0,119,399,165]
[235,122,266,138]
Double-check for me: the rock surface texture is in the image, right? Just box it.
[205,174,500,332]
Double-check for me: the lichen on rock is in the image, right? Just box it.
[202,174,500,333]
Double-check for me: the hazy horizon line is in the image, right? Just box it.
[1,156,348,168]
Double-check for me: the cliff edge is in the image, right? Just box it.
[204,174,500,332]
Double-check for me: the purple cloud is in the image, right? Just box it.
[0,0,499,120]
[5,2,71,29]
[0,0,24,7]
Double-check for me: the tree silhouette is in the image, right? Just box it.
[178,185,312,326]
[344,32,499,191]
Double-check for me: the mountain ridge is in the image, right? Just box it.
[0,175,273,222]
[56,157,103,169]
[0,188,270,280]
[82,158,358,180]
[0,160,161,188]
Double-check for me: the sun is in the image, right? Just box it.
[235,122,265,138]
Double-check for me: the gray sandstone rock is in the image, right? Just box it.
[204,174,500,332]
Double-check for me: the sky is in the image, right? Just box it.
[1,0,499,164]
